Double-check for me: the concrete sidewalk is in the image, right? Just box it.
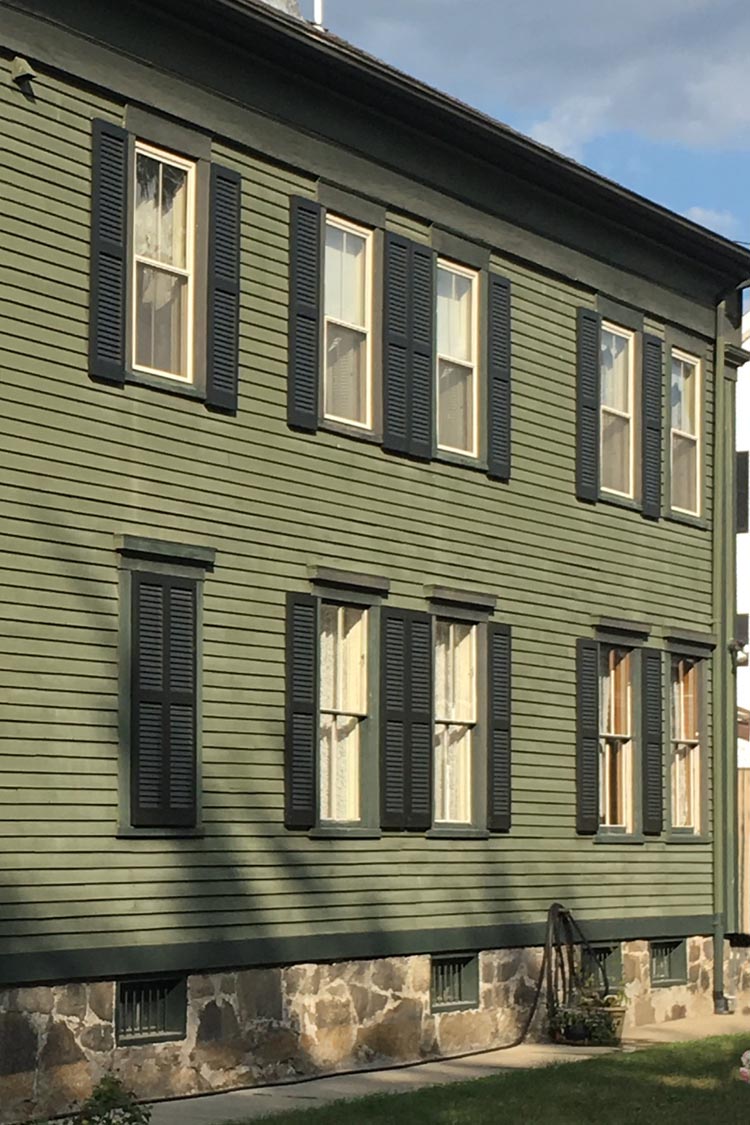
[149,1012,750,1125]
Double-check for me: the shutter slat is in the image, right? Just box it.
[207,164,242,414]
[576,309,601,502]
[285,593,319,829]
[487,623,512,831]
[642,648,663,835]
[409,245,436,461]
[288,197,323,432]
[90,119,129,385]
[576,638,600,834]
[383,233,411,455]
[642,334,663,519]
[487,275,512,481]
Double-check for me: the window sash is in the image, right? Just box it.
[599,322,635,498]
[132,142,196,383]
[434,722,473,825]
[319,604,367,824]
[670,656,701,829]
[435,621,477,724]
[599,737,633,829]
[436,260,479,457]
[323,215,373,429]
[670,349,701,515]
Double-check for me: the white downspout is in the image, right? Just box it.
[313,0,324,27]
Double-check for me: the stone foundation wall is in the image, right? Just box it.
[2,937,747,1124]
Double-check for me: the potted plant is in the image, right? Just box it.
[548,984,626,1046]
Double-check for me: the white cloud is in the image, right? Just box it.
[683,206,740,237]
[323,0,750,159]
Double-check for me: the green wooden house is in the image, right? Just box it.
[2,0,750,1118]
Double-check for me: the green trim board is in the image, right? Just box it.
[0,915,716,988]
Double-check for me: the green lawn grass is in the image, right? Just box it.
[223,1034,750,1125]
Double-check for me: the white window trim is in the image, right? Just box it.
[436,259,480,459]
[132,141,196,385]
[434,620,477,826]
[670,348,702,517]
[670,657,701,831]
[323,214,373,431]
[319,604,368,825]
[600,321,636,500]
[599,648,634,831]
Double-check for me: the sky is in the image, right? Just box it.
[296,0,750,246]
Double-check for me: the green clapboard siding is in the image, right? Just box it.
[0,51,719,977]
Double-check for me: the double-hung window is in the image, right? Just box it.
[434,621,477,825]
[599,646,634,830]
[600,323,635,498]
[324,216,372,429]
[436,261,479,457]
[670,656,701,831]
[319,603,368,823]
[670,350,701,516]
[133,142,196,382]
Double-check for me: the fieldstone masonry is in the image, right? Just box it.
[2,938,750,1123]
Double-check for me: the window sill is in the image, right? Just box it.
[319,418,382,446]
[124,371,206,403]
[597,491,642,514]
[651,979,688,989]
[426,828,491,840]
[434,448,488,475]
[665,831,710,844]
[117,825,205,839]
[308,827,382,839]
[593,832,645,845]
[663,510,708,531]
[431,1002,480,1014]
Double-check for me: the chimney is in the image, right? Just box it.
[256,0,303,18]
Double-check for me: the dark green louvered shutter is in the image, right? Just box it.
[487,275,512,481]
[641,648,663,835]
[90,119,129,385]
[738,451,749,535]
[409,244,436,460]
[383,233,411,455]
[576,638,599,834]
[487,623,511,831]
[131,573,197,828]
[285,593,319,829]
[642,334,663,520]
[383,235,435,459]
[380,609,433,829]
[576,309,601,502]
[206,164,241,414]
[288,197,323,432]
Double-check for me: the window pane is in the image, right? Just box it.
[135,153,160,260]
[672,434,698,512]
[434,724,472,824]
[135,154,188,267]
[599,740,631,827]
[452,623,476,723]
[160,163,189,269]
[435,621,450,721]
[437,359,473,453]
[600,648,631,737]
[135,264,188,376]
[671,357,698,436]
[325,223,366,328]
[672,746,692,828]
[600,328,630,412]
[320,715,360,822]
[601,410,631,494]
[437,267,473,361]
[339,606,367,714]
[320,604,338,710]
[325,323,368,424]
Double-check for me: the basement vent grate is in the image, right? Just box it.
[430,954,479,1013]
[116,976,187,1045]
